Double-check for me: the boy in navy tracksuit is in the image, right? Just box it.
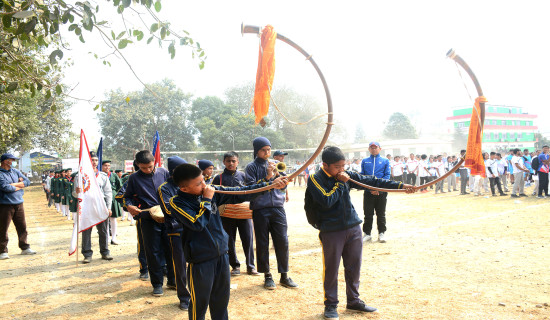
[158,156,192,311]
[168,163,288,320]
[245,137,297,290]
[124,150,174,297]
[198,160,214,185]
[212,151,259,276]
[305,146,415,319]
[115,163,149,281]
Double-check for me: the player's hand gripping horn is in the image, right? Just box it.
[214,24,334,195]
[347,49,485,193]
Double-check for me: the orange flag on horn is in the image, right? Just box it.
[464,96,487,177]
[253,25,277,126]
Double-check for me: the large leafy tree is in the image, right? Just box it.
[383,112,418,139]
[0,89,72,155]
[190,95,284,155]
[222,84,327,153]
[1,0,205,107]
[98,79,196,162]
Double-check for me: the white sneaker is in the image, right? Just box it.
[21,248,36,255]
[0,253,9,260]
[362,233,372,242]
[378,233,386,243]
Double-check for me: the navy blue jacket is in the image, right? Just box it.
[212,169,246,204]
[168,182,269,264]
[123,167,169,220]
[305,169,403,232]
[245,158,286,210]
[158,178,184,233]
[361,154,391,179]
[0,167,31,205]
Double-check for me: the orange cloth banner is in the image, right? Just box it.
[464,96,488,177]
[253,25,277,125]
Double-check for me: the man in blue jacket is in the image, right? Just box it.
[245,137,298,290]
[360,142,391,243]
[0,153,36,260]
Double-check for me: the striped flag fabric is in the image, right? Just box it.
[152,131,162,167]
[96,137,103,172]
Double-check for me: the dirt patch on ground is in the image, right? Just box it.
[1,186,549,319]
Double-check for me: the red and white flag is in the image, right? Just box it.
[69,130,109,256]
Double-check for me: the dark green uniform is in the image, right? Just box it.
[53,176,62,203]
[108,172,123,218]
[61,177,71,205]
[69,176,78,213]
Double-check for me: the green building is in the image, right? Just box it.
[447,104,537,152]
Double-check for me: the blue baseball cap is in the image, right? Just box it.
[273,150,288,157]
[369,141,380,147]
[0,153,19,162]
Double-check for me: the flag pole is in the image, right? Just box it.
[76,211,79,267]
[76,130,82,268]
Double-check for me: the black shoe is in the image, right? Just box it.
[264,277,276,290]
[323,305,339,319]
[511,194,519,198]
[280,277,298,289]
[492,194,497,197]
[500,193,507,196]
[464,192,470,194]
[152,286,163,297]
[179,301,189,310]
[231,268,241,276]
[101,254,113,261]
[139,272,149,281]
[166,282,177,290]
[346,300,377,313]
[82,256,92,264]
[519,193,528,197]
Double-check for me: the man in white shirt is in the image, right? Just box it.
[446,156,457,192]
[433,155,445,194]
[406,154,418,186]
[511,148,529,197]
[418,155,430,192]
[496,153,509,192]
[350,159,361,173]
[45,170,54,207]
[391,156,404,182]
[487,152,506,196]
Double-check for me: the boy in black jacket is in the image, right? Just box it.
[169,163,287,320]
[305,146,415,319]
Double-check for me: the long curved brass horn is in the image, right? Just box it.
[214,24,334,195]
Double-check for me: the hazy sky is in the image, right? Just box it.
[64,0,550,148]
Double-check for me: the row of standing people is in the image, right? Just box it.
[108,138,298,319]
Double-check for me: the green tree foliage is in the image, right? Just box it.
[98,79,196,162]
[383,112,418,139]
[0,89,71,154]
[1,0,205,107]
[535,132,550,150]
[222,83,327,154]
[190,95,284,153]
